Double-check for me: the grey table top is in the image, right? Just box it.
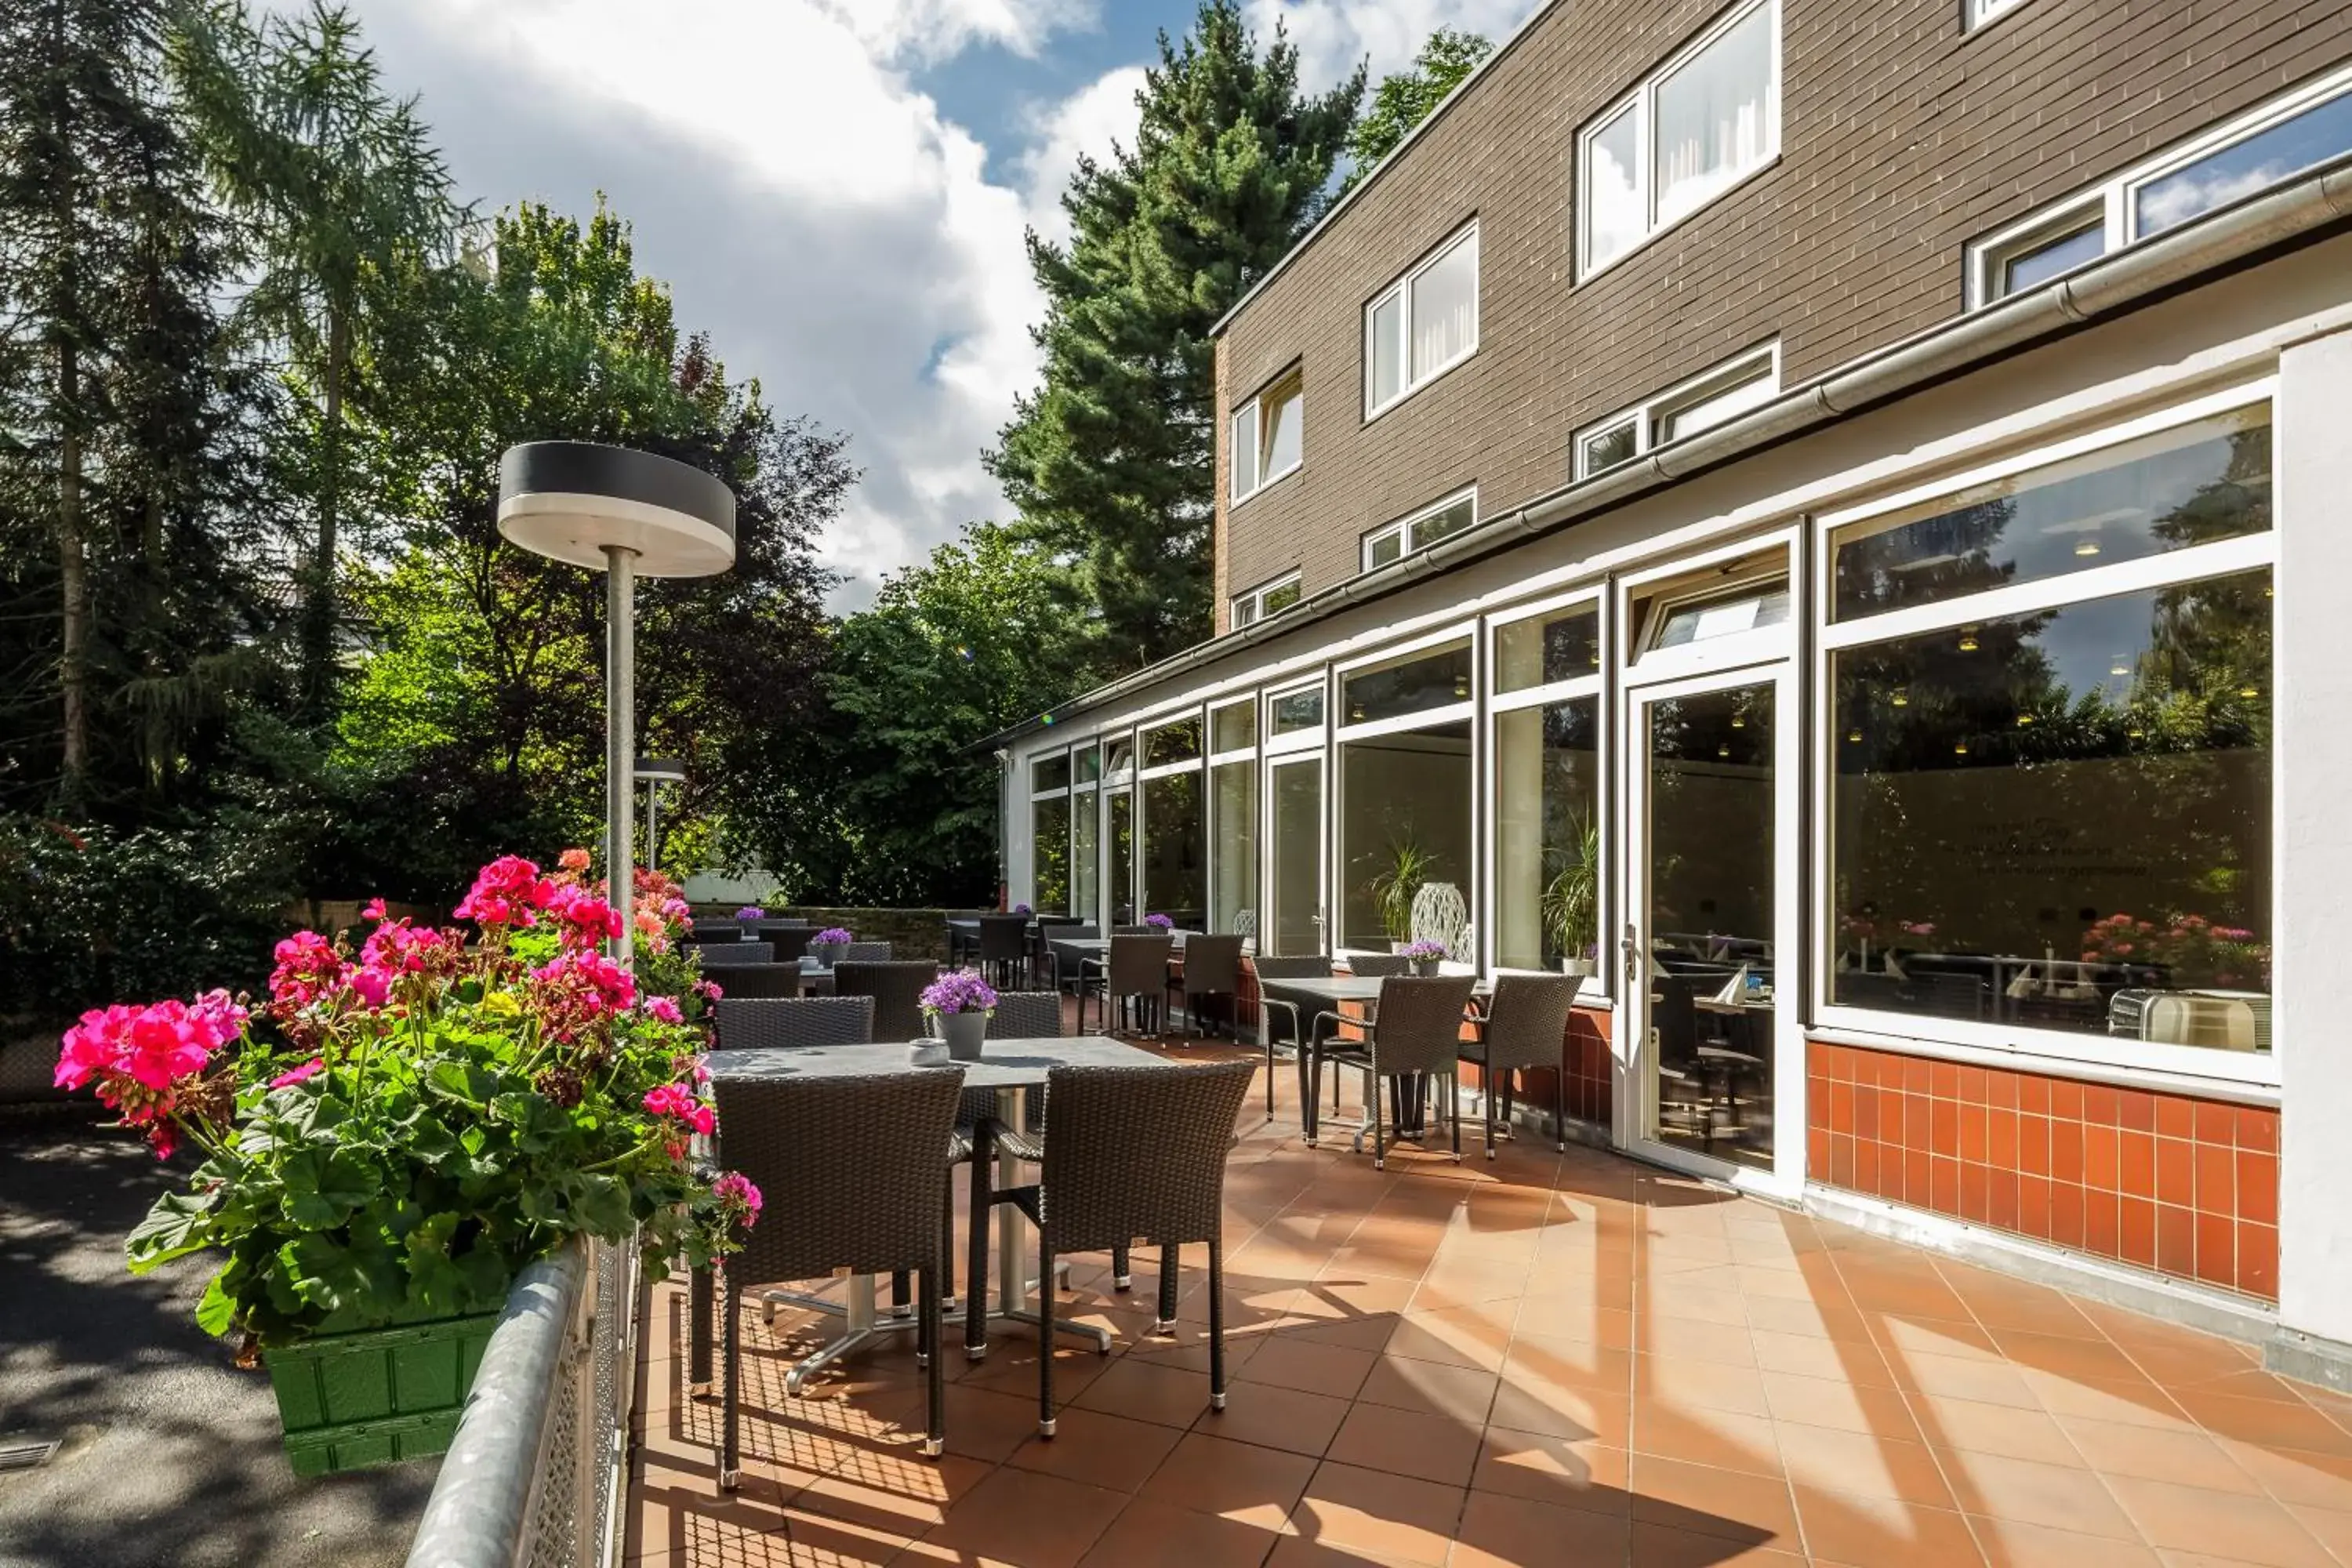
[706,1036,1174,1088]
[1259,975,1494,1006]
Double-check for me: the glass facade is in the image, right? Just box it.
[1210,757,1258,936]
[1340,719,1473,950]
[1142,771,1205,928]
[1496,698,1601,971]
[1031,796,1070,915]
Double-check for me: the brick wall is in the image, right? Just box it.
[1807,1040,2280,1301]
[1218,0,2351,601]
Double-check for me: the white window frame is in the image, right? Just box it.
[1229,371,1303,504]
[1967,62,2352,309]
[1809,383,2281,1087]
[1363,223,1481,420]
[1965,0,2036,29]
[1575,0,1782,281]
[1485,587,1612,988]
[1206,696,1261,942]
[1574,343,1781,481]
[1619,532,1798,691]
[1264,677,1328,758]
[1334,624,1477,742]
[1230,572,1301,629]
[1361,486,1479,572]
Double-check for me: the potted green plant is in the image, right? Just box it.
[1541,815,1602,978]
[1367,836,1438,945]
[53,852,757,1476]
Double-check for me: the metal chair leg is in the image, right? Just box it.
[965,1123,993,1358]
[1112,1241,1132,1291]
[1207,1236,1227,1410]
[1450,1071,1463,1163]
[689,1264,713,1396]
[1036,1241,1058,1436]
[1154,1243,1178,1334]
[720,1275,742,1490]
[922,1265,944,1457]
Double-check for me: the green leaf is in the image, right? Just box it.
[127,1191,222,1272]
[195,1272,238,1337]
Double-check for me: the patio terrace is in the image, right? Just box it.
[624,1029,2352,1568]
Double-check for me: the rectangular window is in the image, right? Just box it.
[1825,407,2276,1067]
[1967,0,2035,26]
[1341,719,1473,949]
[1210,757,1258,937]
[1341,638,1472,727]
[1362,488,1476,572]
[1230,372,1301,503]
[1072,784,1100,920]
[1364,224,1479,417]
[1141,771,1204,927]
[1578,0,1779,276]
[1143,716,1203,768]
[1494,697,1601,972]
[1031,753,1070,794]
[1574,345,1777,479]
[1972,67,2352,306]
[1497,603,1602,694]
[1073,743,1101,786]
[1231,572,1302,629]
[1270,684,1325,735]
[1210,698,1257,754]
[1032,795,1071,915]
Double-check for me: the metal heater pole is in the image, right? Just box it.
[646,785,659,876]
[604,546,637,971]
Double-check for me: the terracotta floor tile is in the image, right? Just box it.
[917,1465,1129,1568]
[1759,1370,1922,1439]
[1750,1327,1900,1388]
[1073,1356,1221,1429]
[2281,1500,2352,1559]
[2024,1370,2194,1431]
[1074,1497,1283,1568]
[1635,1350,1775,1417]
[1629,1454,1800,1546]
[1138,1431,1320,1530]
[1288,1460,1468,1566]
[2056,1414,2263,1495]
[1004,1406,1186,1492]
[1487,1371,1632,1448]
[1630,1401,1785,1479]
[1791,1486,1986,1566]
[1382,1307,1513,1373]
[1352,1354,1497,1423]
[1469,1425,1632,1515]
[2216,1441,2352,1510]
[1963,1514,2164,1566]
[1626,1521,1808,1565]
[1776,1421,1954,1506]
[1744,1294,1874,1343]
[1988,1329,2150,1383]
[1259,1533,1417,1566]
[1647,1283,1754,1328]
[2175,1392,2352,1457]
[1324,1400,1482,1487]
[1503,1332,1635,1394]
[1642,1314,1762,1371]
[1911,1393,2082,1465]
[1236,1336,1380,1399]
[1200,1381,1354,1457]
[1896,1351,2046,1411]
[1450,1487,1632,1568]
[2103,1475,2336,1567]
[1933,1448,2140,1539]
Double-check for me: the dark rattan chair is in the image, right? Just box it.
[695,942,775,967]
[1247,956,1332,1123]
[1043,927,1102,997]
[707,962,809,1000]
[833,960,936,1043]
[713,1069,966,1482]
[1171,934,1244,1044]
[1079,934,1172,1036]
[692,920,749,945]
[713,995,875,1051]
[1458,974,1582,1157]
[757,927,815,964]
[977,914,1031,992]
[1308,975,1478,1168]
[992,1061,1255,1436]
[842,941,895,963]
[1344,953,1412,978]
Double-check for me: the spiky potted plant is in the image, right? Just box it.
[1542,815,1602,978]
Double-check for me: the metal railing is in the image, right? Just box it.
[404,1237,638,1568]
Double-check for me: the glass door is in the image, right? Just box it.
[1268,755,1326,956]
[1624,665,1798,1190]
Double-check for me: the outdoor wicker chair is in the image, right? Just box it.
[692,921,748,945]
[842,941,895,963]
[1344,953,1412,978]
[757,927,815,964]
[1458,973,1582,1156]
[695,942,775,967]
[1246,956,1332,1123]
[1077,933,1172,1036]
[713,1069,966,1483]
[977,914,1032,991]
[712,995,875,1051]
[1308,974,1478,1168]
[833,960,936,1042]
[990,1060,1255,1435]
[1169,934,1244,1044]
[1042,927,1102,996]
[705,962,807,1001]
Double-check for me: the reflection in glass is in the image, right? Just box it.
[1263,384,1301,478]
[1831,571,2271,1049]
[1497,699,1600,972]
[1104,736,1135,781]
[2136,91,2352,237]
[1341,640,1472,725]
[1072,788,1099,922]
[1832,411,2270,622]
[1410,234,1478,377]
[1645,683,1776,1171]
[1211,700,1258,754]
[1411,495,1475,551]
[1272,686,1324,735]
[1145,717,1203,768]
[1264,579,1301,615]
[1272,760,1324,956]
[1369,292,1403,409]
[2001,220,2105,296]
[1652,583,1788,649]
[1073,745,1101,785]
[1341,720,1473,950]
[1497,604,1602,692]
[1032,753,1070,793]
[1107,789,1134,925]
[1654,0,1774,222]
[1582,421,1638,475]
[1142,771,1205,928]
[1211,759,1258,937]
[1586,105,1642,267]
[1032,797,1071,915]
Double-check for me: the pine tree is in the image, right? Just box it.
[989,1,1360,676]
[1339,28,1493,194]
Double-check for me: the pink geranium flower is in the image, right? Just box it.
[454,855,556,929]
[642,996,683,1025]
[270,1057,325,1089]
[713,1171,762,1226]
[269,931,346,1008]
[644,1083,716,1137]
[546,884,625,949]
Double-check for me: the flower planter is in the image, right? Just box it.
[1410,957,1441,976]
[264,1310,501,1476]
[812,942,848,967]
[940,1011,986,1060]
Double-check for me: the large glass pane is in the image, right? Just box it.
[1144,717,1202,768]
[1271,759,1324,956]
[1073,744,1101,785]
[1496,699,1601,971]
[1107,789,1134,925]
[1368,292,1403,410]
[1410,233,1478,378]
[1833,411,2271,622]
[1230,405,1258,497]
[1211,699,1258,754]
[1032,796,1072,915]
[1644,682,1776,1171]
[1271,685,1324,735]
[1652,583,1789,649]
[1658,361,1775,441]
[1999,219,2106,296]
[1367,529,1403,568]
[1341,639,1472,725]
[1831,569,2271,1049]
[1104,735,1135,781]
[1409,494,1475,550]
[1497,604,1602,693]
[1654,0,1774,224]
[1263,383,1301,477]
[1142,771,1205,929]
[1340,720,1474,951]
[1581,420,1639,475]
[2136,91,2352,238]
[1265,579,1301,615]
[1211,758,1259,937]
[1073,787,1099,920]
[1585,103,1643,268]
[1032,753,1070,793]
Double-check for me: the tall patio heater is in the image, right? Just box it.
[636,756,688,874]
[497,443,735,969]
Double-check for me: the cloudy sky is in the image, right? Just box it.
[335,0,1535,608]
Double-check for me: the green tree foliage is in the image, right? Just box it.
[989,1,1361,677]
[1340,28,1493,194]
[802,525,1096,906]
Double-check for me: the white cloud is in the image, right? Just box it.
[820,0,1098,64]
[1017,65,1147,244]
[1243,0,1537,89]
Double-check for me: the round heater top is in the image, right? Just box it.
[496,441,736,577]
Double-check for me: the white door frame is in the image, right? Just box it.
[1265,750,1329,956]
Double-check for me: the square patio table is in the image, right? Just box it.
[1256,975,1491,1139]
[694,1036,1178,1388]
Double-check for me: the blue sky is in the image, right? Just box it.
[328,0,1537,607]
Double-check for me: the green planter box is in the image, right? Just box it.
[264,1311,501,1476]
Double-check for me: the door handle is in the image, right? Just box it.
[1621,922,1640,985]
